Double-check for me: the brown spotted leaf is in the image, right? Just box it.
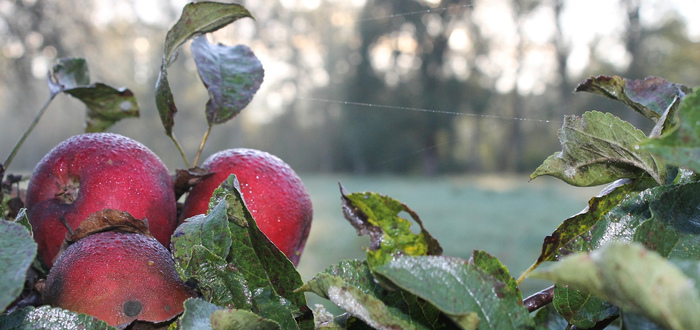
[59,209,151,254]
[173,167,213,200]
[575,75,691,122]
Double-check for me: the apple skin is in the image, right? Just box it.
[43,231,196,327]
[25,133,177,268]
[181,148,312,266]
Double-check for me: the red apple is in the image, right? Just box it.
[181,148,312,266]
[25,133,177,268]
[43,230,196,327]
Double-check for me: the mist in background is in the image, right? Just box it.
[1,0,699,175]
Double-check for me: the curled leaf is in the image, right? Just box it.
[156,2,253,136]
[531,111,667,186]
[530,241,700,330]
[47,58,139,133]
[575,75,691,122]
[58,209,151,257]
[339,183,442,268]
[173,167,213,201]
[191,36,264,125]
[642,88,700,172]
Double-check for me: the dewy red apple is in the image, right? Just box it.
[181,148,312,266]
[44,231,196,327]
[25,133,177,268]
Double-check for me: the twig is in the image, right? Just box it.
[523,285,555,312]
[193,124,213,167]
[3,94,56,171]
[170,134,190,169]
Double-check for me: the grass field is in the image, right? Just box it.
[295,174,602,310]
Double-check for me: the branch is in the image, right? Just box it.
[524,285,555,312]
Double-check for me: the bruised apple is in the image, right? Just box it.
[181,148,312,266]
[43,230,196,327]
[25,133,177,268]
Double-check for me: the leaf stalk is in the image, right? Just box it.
[3,94,57,171]
[193,124,213,167]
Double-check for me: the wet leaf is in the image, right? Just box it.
[179,244,252,309]
[469,250,521,300]
[13,208,31,233]
[47,58,139,132]
[552,285,618,328]
[642,88,700,173]
[575,75,691,122]
[339,184,442,268]
[0,305,114,330]
[47,58,90,96]
[532,304,570,329]
[179,298,223,330]
[586,184,676,250]
[373,255,535,329]
[633,182,700,259]
[531,241,700,330]
[172,175,309,326]
[298,260,447,329]
[251,288,296,329]
[173,167,213,200]
[64,84,139,133]
[299,262,439,330]
[156,2,253,136]
[528,179,642,270]
[531,111,667,186]
[191,36,264,125]
[211,308,280,330]
[64,209,151,243]
[0,220,36,313]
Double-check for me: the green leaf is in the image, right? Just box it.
[531,111,667,186]
[530,241,700,330]
[373,255,535,329]
[526,178,647,273]
[642,88,700,172]
[574,75,691,122]
[47,58,139,132]
[251,288,296,329]
[532,304,570,329]
[587,184,676,249]
[156,1,253,136]
[0,306,114,330]
[469,250,521,300]
[0,220,37,313]
[552,285,618,328]
[179,244,252,309]
[339,185,442,268]
[191,36,264,125]
[64,83,139,132]
[47,58,90,96]
[211,308,280,330]
[172,175,309,327]
[299,260,446,329]
[299,268,438,329]
[179,298,223,330]
[634,182,700,259]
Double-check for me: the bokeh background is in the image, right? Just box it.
[2,0,699,306]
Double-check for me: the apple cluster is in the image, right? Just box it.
[23,132,313,327]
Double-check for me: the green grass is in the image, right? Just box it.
[295,174,602,310]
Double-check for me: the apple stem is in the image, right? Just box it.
[170,134,191,169]
[3,94,57,172]
[193,125,213,167]
[59,216,75,236]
